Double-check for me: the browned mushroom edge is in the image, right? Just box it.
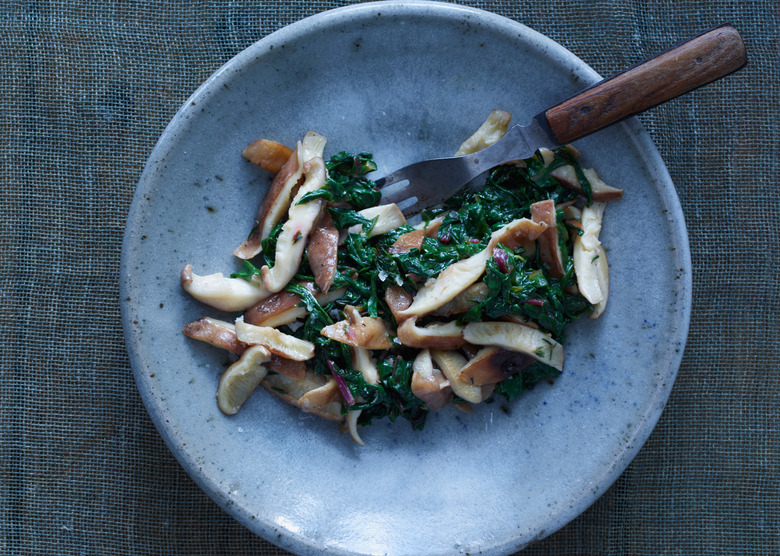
[241,138,294,174]
[307,210,339,293]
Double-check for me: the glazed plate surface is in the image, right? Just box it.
[121,2,691,554]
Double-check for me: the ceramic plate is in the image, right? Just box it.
[121,2,691,554]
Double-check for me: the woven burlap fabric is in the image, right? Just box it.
[1,0,776,554]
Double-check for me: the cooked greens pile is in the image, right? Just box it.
[260,149,595,430]
[182,124,618,445]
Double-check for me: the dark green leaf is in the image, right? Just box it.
[230,260,262,282]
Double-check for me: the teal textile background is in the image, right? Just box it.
[1,1,777,554]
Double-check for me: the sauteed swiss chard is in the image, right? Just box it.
[180,110,622,444]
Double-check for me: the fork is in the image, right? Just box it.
[376,23,746,215]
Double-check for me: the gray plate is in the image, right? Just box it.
[120,2,691,554]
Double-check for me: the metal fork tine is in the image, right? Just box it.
[372,125,539,215]
[375,180,424,215]
[375,156,474,215]
[372,172,402,190]
[374,182,410,206]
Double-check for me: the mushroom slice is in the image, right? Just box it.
[217,345,271,415]
[352,346,380,385]
[578,200,606,251]
[180,264,271,312]
[261,155,327,292]
[537,145,577,166]
[234,317,315,361]
[396,317,466,350]
[390,216,444,254]
[531,199,565,278]
[348,204,406,237]
[563,204,583,230]
[481,383,497,402]
[235,149,300,259]
[431,282,489,317]
[581,244,609,319]
[385,286,413,323]
[536,147,624,202]
[398,241,493,318]
[459,346,535,386]
[411,349,452,411]
[573,201,609,318]
[244,288,306,328]
[299,376,342,418]
[431,350,483,404]
[182,317,247,355]
[234,131,327,259]
[262,371,344,422]
[242,138,294,173]
[398,218,547,318]
[345,410,365,446]
[455,109,512,156]
[389,229,425,254]
[250,307,304,329]
[266,355,307,380]
[244,285,345,328]
[307,210,338,293]
[320,305,393,350]
[553,166,624,202]
[492,217,549,252]
[462,321,564,371]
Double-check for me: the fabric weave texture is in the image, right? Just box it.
[1,1,777,554]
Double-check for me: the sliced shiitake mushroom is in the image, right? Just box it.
[261,156,328,292]
[182,317,247,355]
[454,109,512,156]
[397,242,490,318]
[459,346,535,386]
[262,371,343,422]
[241,138,294,173]
[347,203,406,237]
[352,345,380,385]
[345,410,365,446]
[492,216,549,253]
[307,210,339,293]
[266,354,307,380]
[572,201,609,317]
[411,349,452,411]
[180,264,271,312]
[462,321,564,371]
[396,317,466,350]
[243,288,305,328]
[430,350,483,404]
[385,286,413,323]
[234,131,326,259]
[390,216,444,254]
[578,201,605,251]
[298,376,341,417]
[531,199,565,278]
[411,215,444,234]
[389,229,426,254]
[234,317,315,361]
[217,345,271,415]
[244,282,344,328]
[320,305,393,350]
[430,282,489,317]
[554,166,624,202]
[536,147,624,202]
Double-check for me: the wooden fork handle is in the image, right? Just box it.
[545,24,747,145]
